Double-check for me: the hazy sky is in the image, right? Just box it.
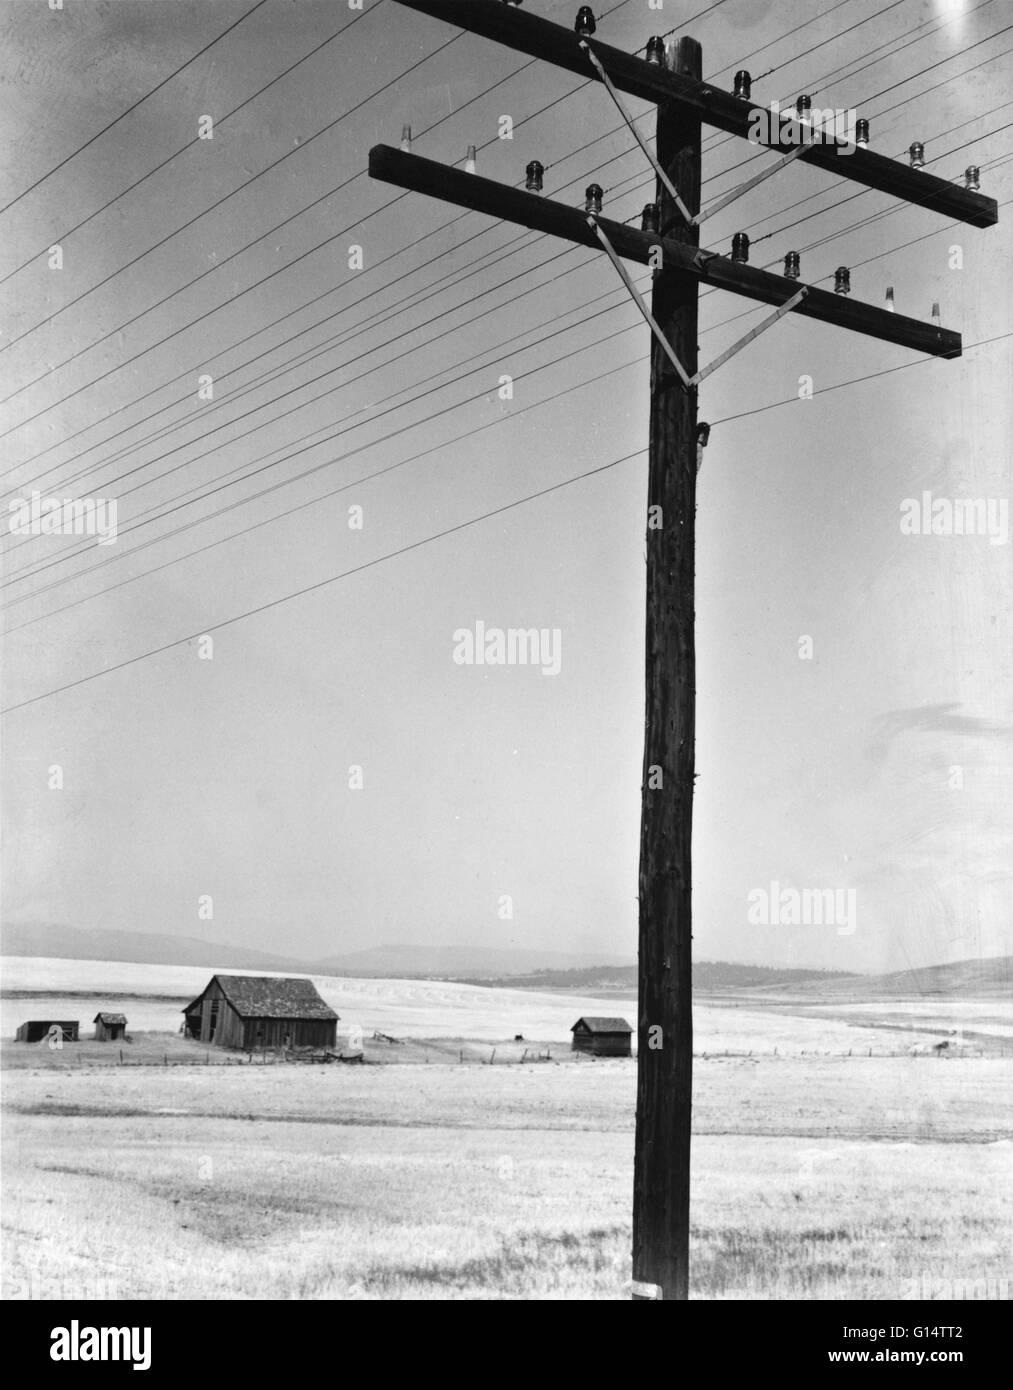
[1,0,1010,971]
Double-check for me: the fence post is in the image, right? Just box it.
[490,1048,496,1066]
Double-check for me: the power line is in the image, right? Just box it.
[0,3,377,289]
[8,136,1009,616]
[0,27,463,373]
[0,0,272,216]
[1,240,603,582]
[752,116,1013,246]
[3,294,648,598]
[11,253,1011,628]
[14,54,999,510]
[0,0,857,466]
[7,324,1011,711]
[1,0,994,556]
[0,447,648,715]
[709,330,1013,427]
[703,0,1007,176]
[755,0,913,79]
[11,119,1010,586]
[0,26,591,437]
[2,138,648,507]
[3,349,650,635]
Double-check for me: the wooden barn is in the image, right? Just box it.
[570,1016,633,1057]
[14,1020,79,1043]
[182,974,338,1051]
[93,1012,127,1041]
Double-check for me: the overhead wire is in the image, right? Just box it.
[0,1,376,286]
[9,88,1011,588]
[8,5,992,504]
[5,326,1011,713]
[0,445,651,718]
[1,0,1006,592]
[0,27,467,389]
[0,0,273,216]
[0,0,646,439]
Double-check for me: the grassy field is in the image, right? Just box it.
[3,957,1012,1300]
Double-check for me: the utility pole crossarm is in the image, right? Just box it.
[391,0,998,229]
[368,146,962,359]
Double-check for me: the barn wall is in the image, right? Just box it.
[571,1032,630,1056]
[187,982,240,1045]
[216,1003,246,1049]
[241,1018,336,1050]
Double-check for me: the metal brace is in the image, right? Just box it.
[580,41,694,225]
[693,144,807,225]
[589,216,693,388]
[589,216,808,389]
[581,44,810,229]
[692,287,808,384]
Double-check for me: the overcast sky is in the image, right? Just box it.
[1,0,1010,972]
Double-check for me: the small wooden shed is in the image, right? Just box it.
[15,1020,79,1043]
[182,974,338,1050]
[93,1012,127,1041]
[570,1016,633,1057]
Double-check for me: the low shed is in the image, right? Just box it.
[15,1020,79,1043]
[182,974,338,1050]
[93,1012,127,1041]
[570,1016,633,1057]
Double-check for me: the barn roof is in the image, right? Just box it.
[184,974,338,1021]
[94,1012,126,1025]
[571,1016,633,1034]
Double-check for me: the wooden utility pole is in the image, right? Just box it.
[371,0,996,1304]
[633,36,701,1303]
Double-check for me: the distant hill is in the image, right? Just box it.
[467,961,854,991]
[1,924,633,980]
[311,942,636,978]
[4,924,1007,998]
[755,955,1012,1000]
[0,923,311,975]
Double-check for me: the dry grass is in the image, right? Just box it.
[4,1049,1011,1300]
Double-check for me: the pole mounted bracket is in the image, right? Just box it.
[589,216,694,388]
[580,41,809,229]
[580,41,695,225]
[591,217,808,389]
[692,287,808,385]
[693,143,807,225]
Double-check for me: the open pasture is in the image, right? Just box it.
[3,956,1011,1299]
[3,1055,1011,1301]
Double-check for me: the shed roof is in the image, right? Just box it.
[571,1016,633,1034]
[93,1012,127,1025]
[184,974,338,1021]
